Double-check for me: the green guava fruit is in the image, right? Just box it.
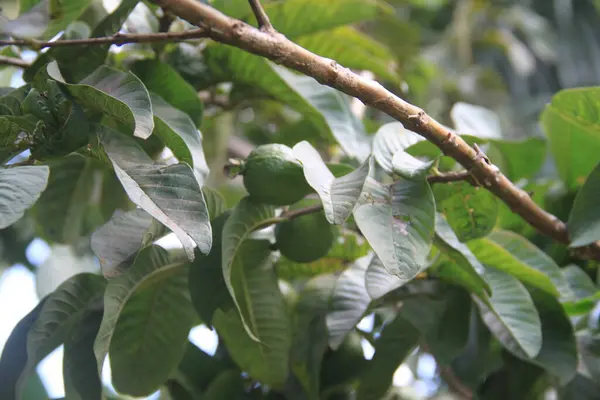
[275,199,336,263]
[242,144,312,205]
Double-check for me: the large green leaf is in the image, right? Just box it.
[364,255,402,300]
[568,161,600,247]
[169,342,229,397]
[541,87,600,189]
[32,155,127,244]
[433,181,497,242]
[98,126,211,258]
[356,315,420,400]
[0,166,49,229]
[63,308,104,400]
[221,197,277,339]
[354,177,435,285]
[291,274,337,398]
[0,273,106,399]
[327,256,371,349]
[468,232,563,298]
[94,245,196,397]
[202,370,245,399]
[133,60,204,126]
[49,63,154,139]
[433,214,491,298]
[293,141,370,224]
[150,93,209,185]
[475,268,542,358]
[372,122,425,174]
[91,208,153,277]
[189,212,231,324]
[213,302,290,388]
[525,290,578,385]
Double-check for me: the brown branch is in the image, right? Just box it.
[0,55,30,68]
[421,341,473,400]
[0,29,207,49]
[152,0,600,259]
[427,170,474,185]
[248,0,274,32]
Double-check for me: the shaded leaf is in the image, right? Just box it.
[94,245,195,397]
[133,60,204,126]
[354,177,435,285]
[98,126,211,259]
[293,141,370,224]
[203,370,245,400]
[0,166,49,229]
[474,268,542,358]
[568,161,600,247]
[49,63,153,139]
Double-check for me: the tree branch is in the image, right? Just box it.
[248,0,274,32]
[152,0,600,259]
[0,29,207,49]
[427,170,475,185]
[0,55,30,68]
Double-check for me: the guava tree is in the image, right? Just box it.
[0,0,599,399]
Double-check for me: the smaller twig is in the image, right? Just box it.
[248,0,274,32]
[421,341,473,400]
[0,55,30,68]
[0,29,207,49]
[427,170,475,185]
[280,204,323,220]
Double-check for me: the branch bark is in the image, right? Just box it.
[248,0,274,32]
[142,0,596,258]
[0,29,207,49]
[0,55,30,68]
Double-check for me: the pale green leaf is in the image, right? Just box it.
[94,245,195,397]
[0,166,49,229]
[372,122,424,174]
[293,141,370,224]
[221,197,277,340]
[98,126,211,259]
[354,177,435,285]
[474,268,542,358]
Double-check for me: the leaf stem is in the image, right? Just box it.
[0,55,30,68]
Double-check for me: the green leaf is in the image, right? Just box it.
[150,93,209,185]
[293,141,370,224]
[49,63,154,139]
[474,268,542,358]
[354,177,435,285]
[63,308,104,400]
[91,208,153,277]
[296,26,398,83]
[327,256,371,349]
[433,181,497,242]
[541,87,600,189]
[525,290,578,385]
[562,265,597,300]
[169,342,229,396]
[0,115,37,163]
[372,122,425,174]
[291,275,336,398]
[433,214,491,298]
[189,212,231,324]
[213,301,290,388]
[221,197,277,339]
[0,166,49,229]
[391,150,436,181]
[203,370,245,399]
[468,231,567,299]
[202,187,227,220]
[356,315,420,400]
[133,60,204,126]
[94,245,196,397]
[32,155,127,244]
[273,65,370,161]
[490,138,547,181]
[568,161,600,247]
[364,255,402,300]
[0,273,106,399]
[98,126,211,259]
